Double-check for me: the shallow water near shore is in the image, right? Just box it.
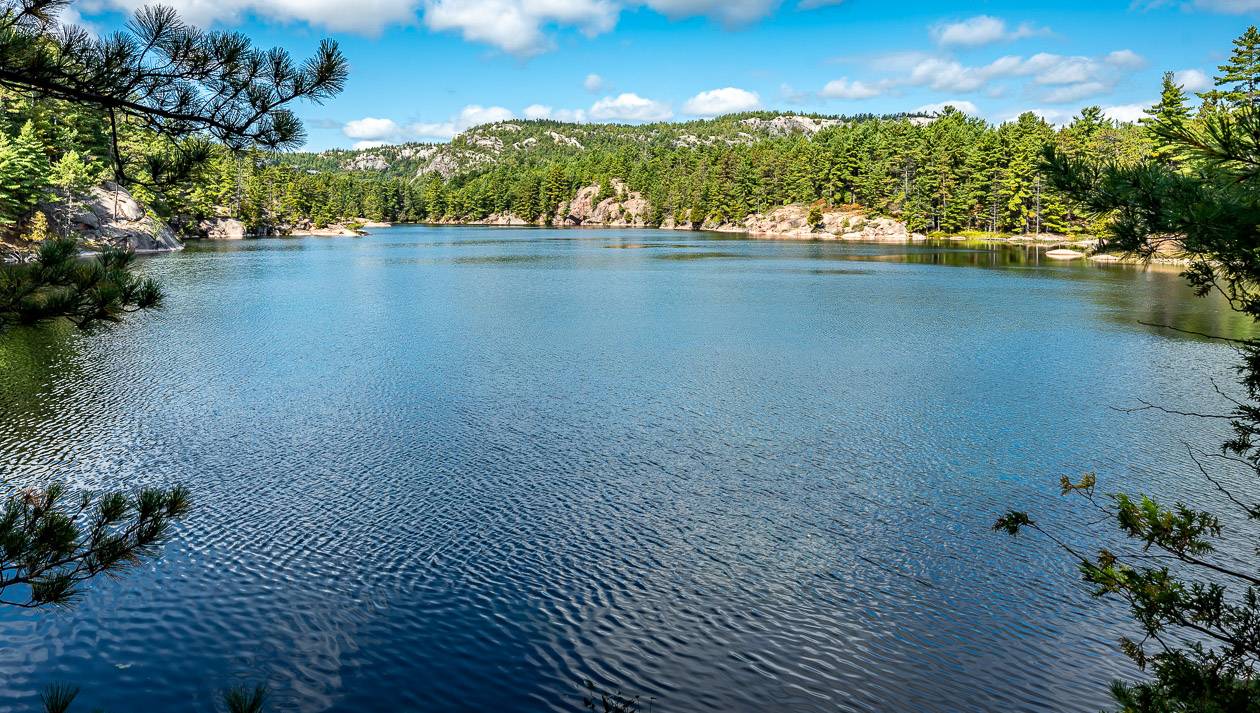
[0,225,1251,712]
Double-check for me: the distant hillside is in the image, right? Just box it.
[195,107,1147,239]
[285,112,931,181]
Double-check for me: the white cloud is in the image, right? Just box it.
[584,73,605,92]
[344,117,404,140]
[423,0,619,55]
[1002,107,1074,126]
[94,0,419,34]
[819,77,883,99]
[421,0,783,54]
[915,100,979,115]
[1174,68,1212,91]
[903,50,1146,99]
[1137,0,1260,12]
[931,15,1047,47]
[682,87,761,115]
[1105,49,1146,70]
[1190,0,1260,9]
[1102,103,1151,123]
[909,58,990,92]
[1041,81,1109,103]
[589,93,673,121]
[644,0,780,25]
[523,104,589,121]
[524,104,554,119]
[353,140,392,150]
[343,105,515,144]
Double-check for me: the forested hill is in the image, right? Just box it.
[284,112,923,179]
[260,107,1147,236]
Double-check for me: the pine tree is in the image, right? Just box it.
[1203,25,1260,108]
[1143,72,1194,163]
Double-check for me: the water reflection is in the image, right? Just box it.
[0,226,1247,713]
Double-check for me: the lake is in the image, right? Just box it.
[0,226,1249,712]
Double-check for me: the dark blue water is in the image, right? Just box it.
[0,227,1248,712]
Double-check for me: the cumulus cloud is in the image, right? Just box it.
[1190,0,1260,9]
[1174,68,1212,91]
[343,105,515,144]
[1101,103,1152,123]
[344,117,404,141]
[589,93,673,121]
[1136,0,1260,12]
[93,0,419,34]
[584,73,606,92]
[644,0,780,25]
[682,87,761,115]
[523,104,589,121]
[819,77,884,99]
[421,0,784,54]
[915,100,980,115]
[1041,81,1110,103]
[931,15,1047,47]
[524,104,554,119]
[424,0,619,56]
[1005,108,1075,125]
[1002,104,1152,126]
[901,49,1145,103]
[1105,49,1146,70]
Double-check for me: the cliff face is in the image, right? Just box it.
[709,205,924,242]
[451,182,920,242]
[40,182,182,253]
[557,181,649,227]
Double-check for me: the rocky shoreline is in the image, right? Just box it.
[14,180,1186,268]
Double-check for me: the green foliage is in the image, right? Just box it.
[1000,25,1260,713]
[1201,25,1260,109]
[223,685,268,713]
[806,205,823,230]
[0,0,348,179]
[0,119,50,226]
[40,683,78,713]
[0,481,190,608]
[269,108,1146,235]
[0,236,163,329]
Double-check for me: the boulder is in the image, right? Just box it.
[38,183,182,253]
[556,180,649,227]
[199,218,247,240]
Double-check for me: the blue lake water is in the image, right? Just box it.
[0,226,1249,712]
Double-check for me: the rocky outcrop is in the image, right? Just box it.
[740,205,922,242]
[661,204,923,242]
[557,181,649,227]
[739,115,844,136]
[344,153,390,171]
[39,182,182,253]
[547,131,583,149]
[199,217,247,240]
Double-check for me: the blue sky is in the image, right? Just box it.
[72,0,1259,151]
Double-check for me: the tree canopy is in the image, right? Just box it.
[0,0,348,182]
[998,25,1260,713]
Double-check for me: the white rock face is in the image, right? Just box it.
[557,181,648,227]
[739,115,845,136]
[547,131,583,149]
[344,153,390,171]
[40,182,182,252]
[707,204,921,242]
[199,217,247,240]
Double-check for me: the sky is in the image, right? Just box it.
[70,0,1260,151]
